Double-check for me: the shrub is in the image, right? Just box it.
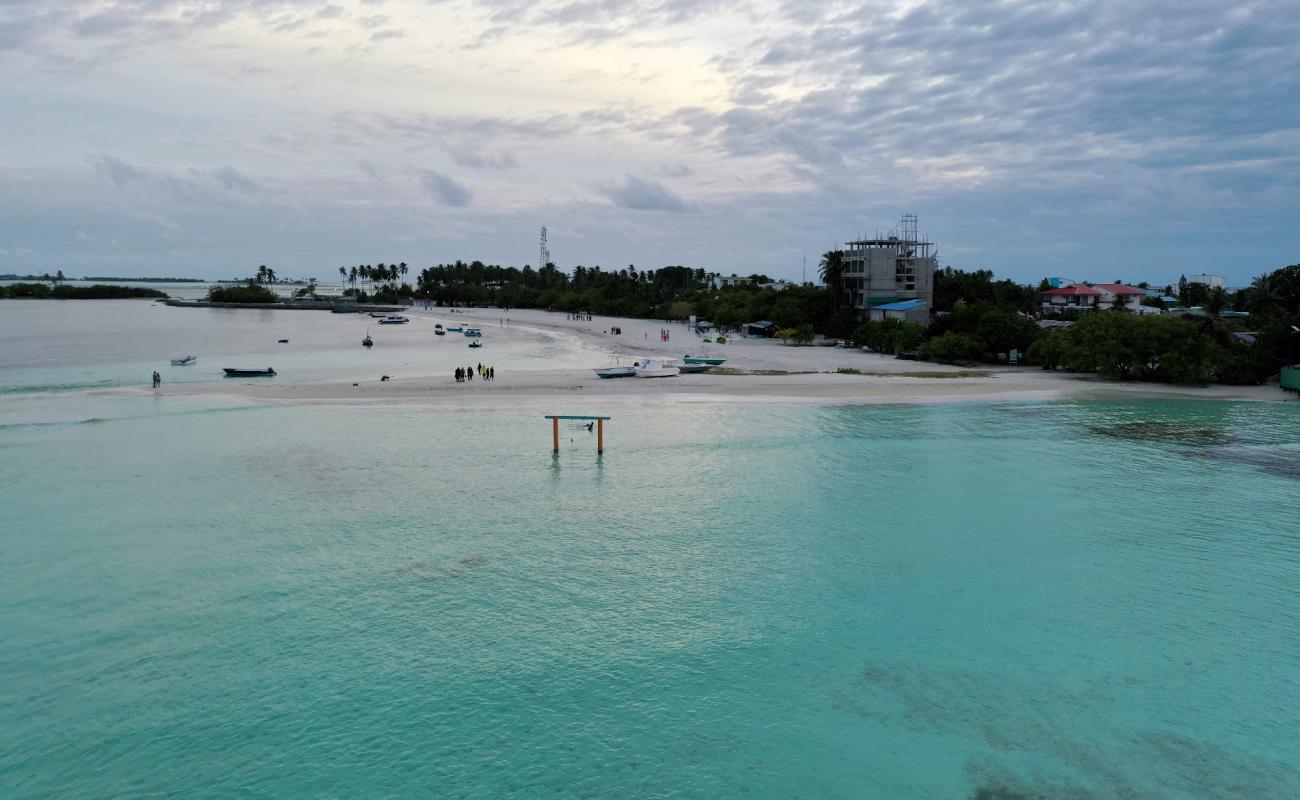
[920,332,983,364]
[208,283,278,303]
[6,282,52,298]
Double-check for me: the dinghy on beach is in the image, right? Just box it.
[223,368,276,377]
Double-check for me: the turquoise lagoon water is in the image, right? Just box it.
[2,387,1299,798]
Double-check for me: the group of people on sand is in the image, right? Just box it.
[649,328,670,341]
[151,371,161,388]
[607,326,624,335]
[454,363,495,383]
[566,313,592,321]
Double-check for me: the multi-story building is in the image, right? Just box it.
[1187,273,1226,288]
[839,213,936,324]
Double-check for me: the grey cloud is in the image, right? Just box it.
[357,14,390,28]
[202,165,260,193]
[416,170,473,206]
[90,155,261,203]
[316,4,345,19]
[657,162,694,178]
[90,154,145,187]
[598,175,693,212]
[447,147,519,169]
[370,29,402,41]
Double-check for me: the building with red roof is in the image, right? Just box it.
[1039,282,1152,313]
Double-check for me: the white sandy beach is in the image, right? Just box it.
[134,305,1290,407]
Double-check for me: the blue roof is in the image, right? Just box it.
[1160,296,1180,303]
[871,299,927,312]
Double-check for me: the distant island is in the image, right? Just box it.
[0,283,168,299]
[82,276,206,283]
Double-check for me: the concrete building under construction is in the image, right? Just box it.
[840,213,936,323]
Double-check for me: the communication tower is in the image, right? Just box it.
[539,226,550,269]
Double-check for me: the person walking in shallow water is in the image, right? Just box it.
[151,371,160,388]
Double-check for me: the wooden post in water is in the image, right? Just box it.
[544,415,611,456]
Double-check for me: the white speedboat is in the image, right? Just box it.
[633,358,679,378]
[463,327,482,337]
[378,315,409,325]
[170,355,196,366]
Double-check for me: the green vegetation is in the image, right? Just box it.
[208,281,278,304]
[83,276,205,282]
[1,283,167,299]
[834,367,864,375]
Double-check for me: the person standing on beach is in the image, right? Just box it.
[152,371,160,388]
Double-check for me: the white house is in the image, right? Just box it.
[1039,283,1148,313]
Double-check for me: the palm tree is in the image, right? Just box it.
[266,267,276,284]
[255,265,268,284]
[399,262,408,282]
[338,266,347,286]
[819,250,844,310]
[349,266,358,291]
[55,270,65,285]
[1248,273,1281,315]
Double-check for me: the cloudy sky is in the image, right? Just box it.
[1,0,1297,285]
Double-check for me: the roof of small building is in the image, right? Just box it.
[746,320,776,328]
[1160,295,1180,303]
[1040,284,1102,296]
[1093,283,1147,295]
[871,299,927,311]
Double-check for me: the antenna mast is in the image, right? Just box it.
[539,226,550,269]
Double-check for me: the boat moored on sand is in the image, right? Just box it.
[223,368,276,377]
[683,355,726,365]
[378,315,409,325]
[592,365,635,379]
[463,327,482,337]
[633,358,680,378]
[434,324,445,335]
[468,339,483,348]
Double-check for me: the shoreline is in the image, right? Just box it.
[9,303,1294,409]
[137,366,1288,408]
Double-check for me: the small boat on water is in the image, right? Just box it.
[468,339,483,348]
[634,358,680,378]
[362,335,373,347]
[683,355,726,365]
[463,327,482,337]
[223,368,276,377]
[278,338,289,344]
[446,324,464,332]
[434,324,445,335]
[378,315,409,325]
[170,355,196,366]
